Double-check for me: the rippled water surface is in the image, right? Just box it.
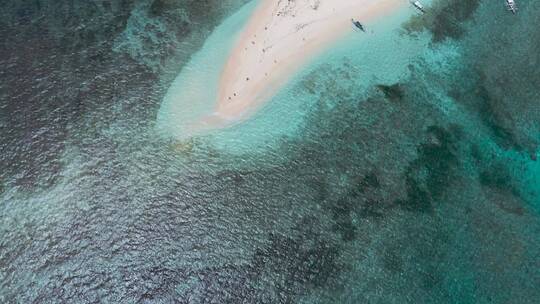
[1,0,539,303]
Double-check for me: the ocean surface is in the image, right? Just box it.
[1,0,539,303]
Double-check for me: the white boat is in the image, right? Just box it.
[411,1,426,14]
[506,0,517,14]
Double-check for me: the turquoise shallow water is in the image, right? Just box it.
[1,0,539,303]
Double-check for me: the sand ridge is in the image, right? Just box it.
[191,0,407,132]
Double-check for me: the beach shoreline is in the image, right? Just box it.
[212,0,406,122]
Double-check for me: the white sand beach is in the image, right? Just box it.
[213,0,406,121]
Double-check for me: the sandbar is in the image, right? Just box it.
[192,0,407,132]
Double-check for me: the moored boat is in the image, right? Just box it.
[411,1,426,14]
[506,0,517,14]
[351,18,366,32]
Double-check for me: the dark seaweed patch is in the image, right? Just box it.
[149,0,182,16]
[382,247,404,273]
[358,199,387,218]
[396,125,461,213]
[478,161,526,215]
[479,163,513,190]
[398,175,434,213]
[403,0,482,42]
[253,233,340,288]
[350,171,381,197]
[329,172,388,241]
[475,85,524,151]
[376,83,405,102]
[331,197,359,242]
[244,229,342,303]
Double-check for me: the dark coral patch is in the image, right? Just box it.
[376,83,405,102]
[396,125,462,213]
[403,0,482,42]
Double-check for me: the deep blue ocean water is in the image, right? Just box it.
[1,0,539,303]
